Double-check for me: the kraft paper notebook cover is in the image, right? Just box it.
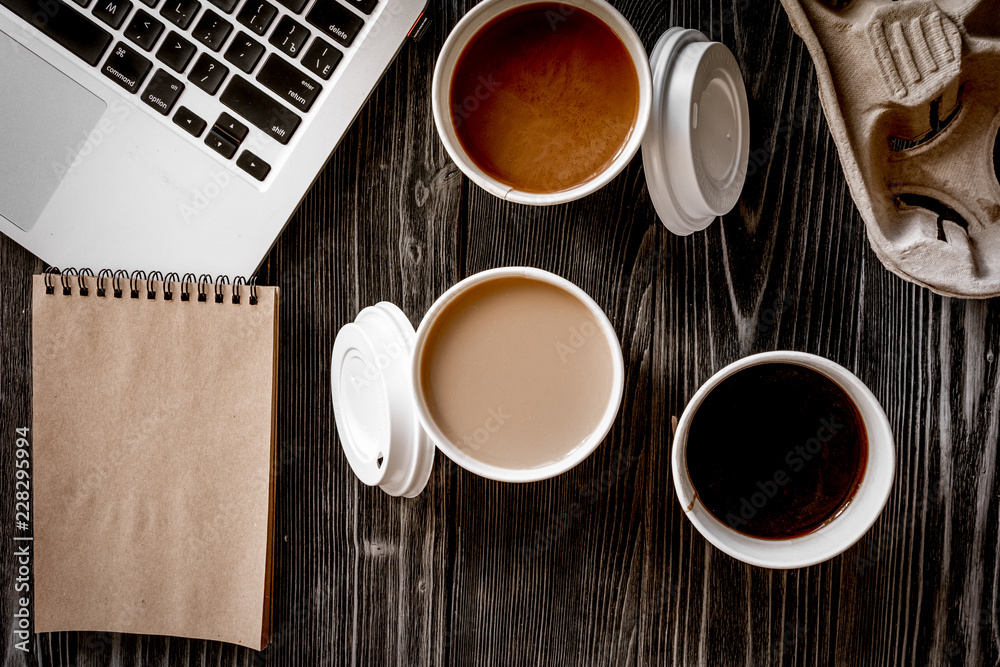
[31,270,278,649]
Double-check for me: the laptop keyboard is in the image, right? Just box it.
[1,0,377,183]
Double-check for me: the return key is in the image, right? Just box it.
[256,55,321,112]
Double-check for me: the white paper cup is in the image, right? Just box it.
[671,351,895,569]
[410,267,625,482]
[432,0,654,206]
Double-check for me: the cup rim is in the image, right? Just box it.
[431,0,654,206]
[410,267,625,482]
[671,351,896,569]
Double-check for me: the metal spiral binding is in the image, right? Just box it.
[197,274,213,302]
[164,273,180,301]
[113,270,128,298]
[77,268,93,296]
[181,273,197,301]
[43,268,261,305]
[43,266,59,294]
[97,269,113,297]
[129,270,147,299]
[147,271,163,299]
[60,268,76,295]
[215,275,230,303]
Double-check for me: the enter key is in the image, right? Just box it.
[256,54,322,113]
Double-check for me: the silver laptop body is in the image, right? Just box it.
[0,0,426,275]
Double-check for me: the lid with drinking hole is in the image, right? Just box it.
[330,302,435,498]
[642,28,751,235]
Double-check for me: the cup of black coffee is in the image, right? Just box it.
[671,351,895,568]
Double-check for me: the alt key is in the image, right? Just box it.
[141,69,184,115]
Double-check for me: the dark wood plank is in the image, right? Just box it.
[1,0,999,665]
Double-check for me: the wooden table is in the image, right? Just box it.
[3,0,999,664]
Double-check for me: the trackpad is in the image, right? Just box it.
[0,31,107,231]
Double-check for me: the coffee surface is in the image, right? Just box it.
[418,276,616,470]
[685,363,868,539]
[450,3,640,194]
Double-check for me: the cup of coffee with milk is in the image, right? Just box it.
[331,268,624,497]
[331,0,895,568]
[432,0,752,234]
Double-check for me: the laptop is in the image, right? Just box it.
[0,0,427,276]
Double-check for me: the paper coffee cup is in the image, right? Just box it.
[332,267,625,496]
[671,351,895,569]
[431,0,654,206]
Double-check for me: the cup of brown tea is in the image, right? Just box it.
[671,351,895,569]
[432,0,654,205]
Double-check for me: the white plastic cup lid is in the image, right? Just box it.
[642,28,750,235]
[330,302,435,498]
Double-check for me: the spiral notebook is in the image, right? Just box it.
[31,270,279,650]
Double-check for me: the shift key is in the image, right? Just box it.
[220,76,301,144]
[256,55,321,112]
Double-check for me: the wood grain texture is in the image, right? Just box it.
[2,0,1000,665]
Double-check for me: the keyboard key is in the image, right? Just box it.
[207,0,236,12]
[237,151,270,181]
[0,0,112,66]
[306,0,362,47]
[256,54,320,112]
[220,76,301,144]
[344,0,375,14]
[156,31,196,72]
[124,10,164,51]
[205,128,238,158]
[101,42,151,93]
[268,16,309,57]
[141,68,184,114]
[188,53,228,94]
[302,37,340,80]
[224,32,264,73]
[274,0,305,14]
[173,106,207,136]
[92,0,131,28]
[138,0,158,7]
[192,10,232,51]
[71,0,92,8]
[160,0,199,28]
[236,0,276,35]
[214,112,248,141]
